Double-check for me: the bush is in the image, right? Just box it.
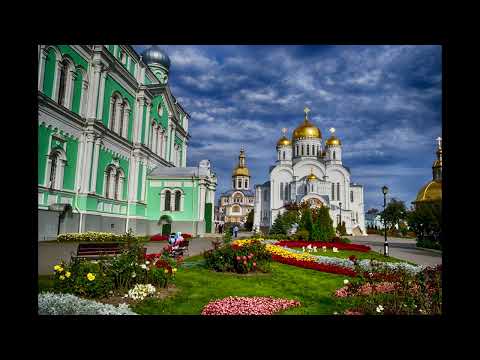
[336,221,347,236]
[203,240,271,274]
[38,292,136,315]
[57,231,140,243]
[337,264,442,315]
[53,258,113,299]
[293,230,309,241]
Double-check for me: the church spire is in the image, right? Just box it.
[432,137,442,181]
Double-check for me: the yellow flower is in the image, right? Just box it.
[53,265,64,272]
[86,273,96,281]
[164,269,169,273]
[59,275,65,280]
[65,271,71,278]
[172,268,177,273]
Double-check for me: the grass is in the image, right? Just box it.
[293,248,417,265]
[38,275,55,292]
[131,255,350,315]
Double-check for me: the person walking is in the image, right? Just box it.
[233,225,239,238]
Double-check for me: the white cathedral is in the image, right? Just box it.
[253,107,366,236]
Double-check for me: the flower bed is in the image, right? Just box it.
[38,292,137,315]
[274,240,371,253]
[271,255,357,277]
[150,233,193,242]
[201,296,301,315]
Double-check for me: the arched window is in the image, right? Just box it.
[277,151,280,160]
[174,191,181,211]
[164,190,171,211]
[49,152,58,188]
[333,151,336,160]
[57,60,68,106]
[114,169,125,200]
[232,179,235,188]
[280,183,284,200]
[283,151,285,160]
[301,145,304,156]
[232,205,241,213]
[110,96,118,131]
[351,190,354,202]
[337,182,340,201]
[119,103,125,137]
[237,179,241,188]
[244,180,248,188]
[307,144,310,156]
[296,145,299,156]
[331,183,335,200]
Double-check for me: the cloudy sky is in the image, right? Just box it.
[134,45,442,211]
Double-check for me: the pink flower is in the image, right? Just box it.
[236,256,240,261]
[253,262,257,267]
[242,256,247,261]
[201,296,301,315]
[243,261,247,265]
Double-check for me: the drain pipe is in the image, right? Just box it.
[74,187,83,233]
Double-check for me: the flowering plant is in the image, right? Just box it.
[274,240,371,252]
[201,296,301,315]
[126,284,156,301]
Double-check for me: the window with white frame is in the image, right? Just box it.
[104,164,125,200]
[109,93,129,138]
[174,190,181,211]
[57,60,68,107]
[164,190,171,211]
[47,147,67,190]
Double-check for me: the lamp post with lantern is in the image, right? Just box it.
[382,185,389,256]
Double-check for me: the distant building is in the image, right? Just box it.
[219,148,255,225]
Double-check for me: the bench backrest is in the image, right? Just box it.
[77,243,124,256]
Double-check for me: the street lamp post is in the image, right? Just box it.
[382,186,389,256]
[339,202,342,229]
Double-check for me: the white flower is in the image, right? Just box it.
[376,305,384,313]
[140,264,147,270]
[343,279,349,285]
[145,261,150,265]
[333,311,338,315]
[131,272,136,278]
[333,247,338,252]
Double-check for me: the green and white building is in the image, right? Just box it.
[38,45,217,240]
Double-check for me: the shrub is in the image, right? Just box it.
[336,221,347,236]
[38,292,136,315]
[57,232,133,243]
[203,240,271,274]
[53,258,113,299]
[293,230,309,241]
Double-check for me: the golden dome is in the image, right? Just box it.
[233,166,250,176]
[325,135,342,146]
[415,180,442,203]
[293,119,322,140]
[307,168,318,182]
[277,136,291,146]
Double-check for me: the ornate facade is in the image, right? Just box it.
[38,45,216,240]
[253,108,366,235]
[219,148,255,224]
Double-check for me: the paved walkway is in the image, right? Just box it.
[348,235,442,266]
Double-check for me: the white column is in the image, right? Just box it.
[128,156,138,202]
[79,79,89,118]
[162,131,167,159]
[141,164,147,202]
[133,98,142,143]
[89,138,101,193]
[86,61,103,119]
[38,47,48,91]
[182,142,187,167]
[151,125,157,155]
[97,70,108,121]
[198,183,206,220]
[81,133,95,192]
[74,135,85,191]
[143,101,151,146]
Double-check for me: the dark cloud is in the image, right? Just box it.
[134,45,442,210]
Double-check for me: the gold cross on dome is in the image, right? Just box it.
[281,127,287,135]
[436,137,442,148]
[304,107,311,118]
[329,127,336,134]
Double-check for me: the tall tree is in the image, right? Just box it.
[380,198,407,230]
[244,209,254,231]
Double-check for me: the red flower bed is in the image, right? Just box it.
[150,234,169,242]
[274,240,371,253]
[271,255,357,277]
[201,296,301,315]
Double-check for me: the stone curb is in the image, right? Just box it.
[415,246,442,254]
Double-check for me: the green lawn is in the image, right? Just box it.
[293,248,417,265]
[37,255,357,315]
[132,256,350,315]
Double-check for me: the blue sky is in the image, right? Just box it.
[133,45,442,211]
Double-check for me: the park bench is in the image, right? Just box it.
[74,243,146,260]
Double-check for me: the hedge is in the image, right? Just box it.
[57,232,137,243]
